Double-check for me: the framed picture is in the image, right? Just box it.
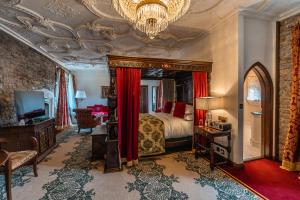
[101,86,109,98]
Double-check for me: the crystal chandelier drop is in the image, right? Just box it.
[112,0,191,39]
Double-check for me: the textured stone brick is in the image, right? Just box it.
[0,30,57,126]
[278,14,300,160]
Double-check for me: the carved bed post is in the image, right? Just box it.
[108,69,117,122]
[104,67,122,172]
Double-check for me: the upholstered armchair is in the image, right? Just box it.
[73,108,100,133]
[0,137,38,200]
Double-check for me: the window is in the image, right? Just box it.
[246,76,261,102]
[152,86,158,111]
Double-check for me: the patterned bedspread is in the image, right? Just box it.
[138,113,165,156]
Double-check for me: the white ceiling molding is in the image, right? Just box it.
[189,0,224,14]
[0,0,298,70]
[239,8,276,21]
[278,6,300,21]
[79,0,123,21]
[0,0,205,70]
[44,0,80,18]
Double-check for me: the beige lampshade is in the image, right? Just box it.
[196,96,223,110]
[75,90,87,99]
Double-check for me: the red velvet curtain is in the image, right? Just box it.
[56,69,69,130]
[117,68,141,166]
[193,72,208,125]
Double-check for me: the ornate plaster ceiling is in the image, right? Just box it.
[0,0,299,71]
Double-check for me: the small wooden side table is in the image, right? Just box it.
[194,126,231,170]
[91,125,107,160]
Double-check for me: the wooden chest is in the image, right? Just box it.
[0,119,56,162]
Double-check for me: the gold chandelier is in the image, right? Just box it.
[112,0,191,39]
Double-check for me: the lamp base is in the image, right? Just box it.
[205,111,212,127]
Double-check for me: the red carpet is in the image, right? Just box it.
[222,159,300,200]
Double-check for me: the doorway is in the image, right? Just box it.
[243,62,273,161]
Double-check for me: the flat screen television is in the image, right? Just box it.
[15,91,45,120]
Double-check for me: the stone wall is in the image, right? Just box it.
[278,14,300,160]
[0,30,57,126]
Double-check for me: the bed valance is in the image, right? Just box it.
[107,55,212,72]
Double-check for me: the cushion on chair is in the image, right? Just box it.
[87,106,95,110]
[10,150,37,170]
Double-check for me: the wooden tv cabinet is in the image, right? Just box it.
[0,118,56,162]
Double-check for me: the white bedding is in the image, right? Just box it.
[150,112,193,139]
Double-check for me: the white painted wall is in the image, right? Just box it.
[241,15,277,157]
[180,12,277,163]
[141,80,159,112]
[243,15,276,81]
[182,13,242,163]
[73,69,110,108]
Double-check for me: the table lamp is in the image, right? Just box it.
[196,96,223,126]
[75,90,87,105]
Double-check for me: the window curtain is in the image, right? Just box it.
[72,74,78,108]
[156,80,163,110]
[282,23,300,173]
[193,72,208,125]
[156,79,176,110]
[67,74,77,125]
[162,79,175,105]
[56,68,70,130]
[54,68,61,116]
[117,67,141,166]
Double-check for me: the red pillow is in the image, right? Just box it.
[163,101,173,113]
[173,102,186,118]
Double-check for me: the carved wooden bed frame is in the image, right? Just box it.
[107,55,212,150]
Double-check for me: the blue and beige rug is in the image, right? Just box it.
[0,129,261,200]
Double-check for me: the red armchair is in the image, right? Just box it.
[73,109,100,133]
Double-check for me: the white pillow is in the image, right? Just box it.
[185,105,194,114]
[184,105,194,121]
[184,113,194,121]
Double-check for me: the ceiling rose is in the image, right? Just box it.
[112,0,191,39]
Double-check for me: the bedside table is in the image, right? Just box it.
[194,126,231,170]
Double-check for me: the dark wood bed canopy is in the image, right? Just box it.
[106,55,213,152]
[107,55,212,72]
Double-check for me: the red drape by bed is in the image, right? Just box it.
[193,72,208,125]
[56,69,70,130]
[116,68,141,166]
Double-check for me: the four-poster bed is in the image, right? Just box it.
[107,55,212,159]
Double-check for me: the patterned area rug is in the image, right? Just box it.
[0,129,261,200]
